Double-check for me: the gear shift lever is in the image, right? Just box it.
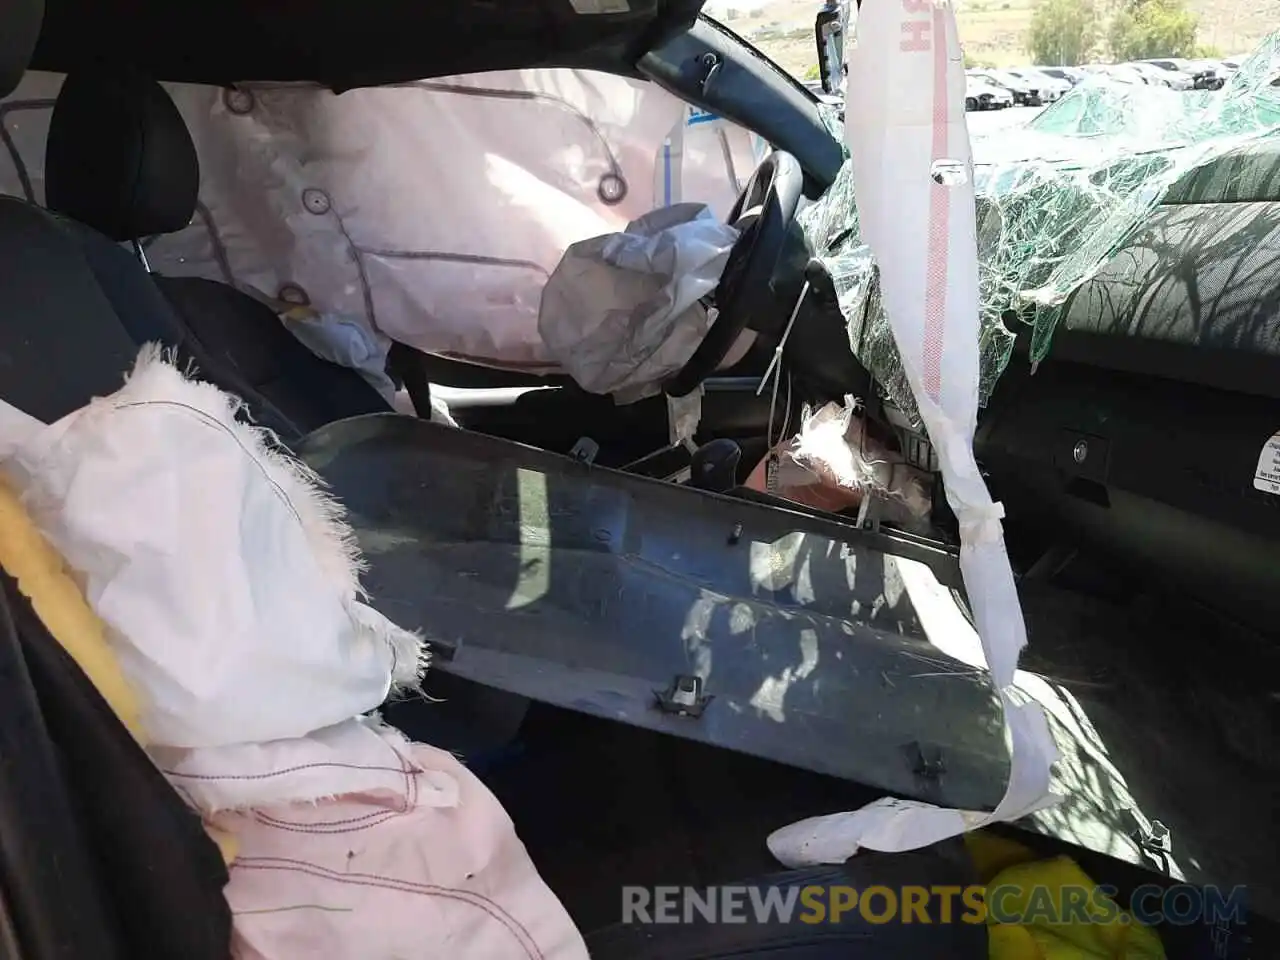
[690,438,742,493]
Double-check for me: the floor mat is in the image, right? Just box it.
[478,705,884,932]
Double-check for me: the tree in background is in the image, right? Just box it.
[1027,0,1099,66]
[1108,0,1198,60]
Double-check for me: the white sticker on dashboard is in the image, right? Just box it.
[569,0,630,13]
[1255,431,1280,495]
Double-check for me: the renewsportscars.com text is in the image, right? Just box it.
[621,883,1248,927]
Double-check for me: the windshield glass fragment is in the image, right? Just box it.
[799,33,1280,424]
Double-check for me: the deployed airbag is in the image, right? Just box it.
[1,69,765,371]
[4,349,422,747]
[0,350,588,959]
[539,202,739,399]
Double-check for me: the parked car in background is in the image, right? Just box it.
[1141,57,1208,89]
[1084,64,1149,85]
[1127,61,1190,88]
[1185,59,1226,89]
[1035,66,1085,86]
[1006,67,1071,101]
[965,74,1014,110]
[969,68,1042,105]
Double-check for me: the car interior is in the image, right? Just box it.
[0,4,963,957]
[0,0,1277,958]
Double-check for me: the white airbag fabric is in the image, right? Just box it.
[205,721,590,960]
[278,306,398,404]
[3,349,424,748]
[538,202,739,399]
[1,70,766,371]
[0,354,588,959]
[768,0,1058,866]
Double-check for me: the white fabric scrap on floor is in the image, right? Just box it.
[768,0,1058,867]
[0,348,587,959]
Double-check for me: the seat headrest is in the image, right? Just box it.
[45,69,199,242]
[0,0,43,98]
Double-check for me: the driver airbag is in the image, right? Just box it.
[538,202,738,400]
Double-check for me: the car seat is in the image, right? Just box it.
[42,66,392,440]
[0,9,234,955]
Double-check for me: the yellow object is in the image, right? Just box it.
[205,826,240,864]
[0,477,143,738]
[966,830,1039,883]
[985,855,1166,960]
[0,476,237,863]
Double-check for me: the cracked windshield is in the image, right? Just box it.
[721,0,1280,420]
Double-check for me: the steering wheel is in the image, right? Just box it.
[663,150,805,398]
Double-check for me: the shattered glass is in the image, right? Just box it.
[815,100,848,152]
[803,34,1280,425]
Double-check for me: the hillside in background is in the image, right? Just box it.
[706,0,1280,77]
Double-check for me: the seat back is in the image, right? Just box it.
[0,11,230,955]
[0,197,159,420]
[0,0,199,424]
[157,275,392,434]
[9,574,233,960]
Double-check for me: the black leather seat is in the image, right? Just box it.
[0,8,199,425]
[0,8,233,959]
[42,67,391,440]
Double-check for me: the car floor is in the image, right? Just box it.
[1015,578,1280,920]
[385,561,1279,941]
[389,687,888,934]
